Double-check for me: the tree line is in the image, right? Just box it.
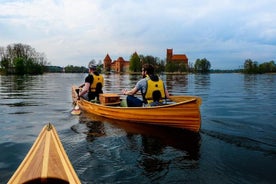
[67,53,211,74]
[0,43,211,74]
[0,43,48,75]
[243,59,276,74]
[2,43,274,75]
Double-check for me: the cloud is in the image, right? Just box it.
[0,0,275,69]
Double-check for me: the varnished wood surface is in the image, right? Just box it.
[72,86,201,132]
[8,123,81,184]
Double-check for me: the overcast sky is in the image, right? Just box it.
[1,0,275,69]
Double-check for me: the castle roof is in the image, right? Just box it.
[104,54,112,62]
[171,54,188,61]
[117,57,125,62]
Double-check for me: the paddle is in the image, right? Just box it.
[71,101,81,115]
[71,88,81,115]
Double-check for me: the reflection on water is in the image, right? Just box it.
[164,74,188,94]
[81,112,201,159]
[194,74,210,88]
[69,112,201,182]
[72,115,106,142]
[1,73,276,183]
[0,75,37,98]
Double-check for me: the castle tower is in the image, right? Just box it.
[166,49,173,62]
[103,54,112,72]
[116,57,125,72]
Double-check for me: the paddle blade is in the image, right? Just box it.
[71,109,81,115]
[71,104,81,115]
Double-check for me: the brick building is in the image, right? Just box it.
[103,54,129,73]
[103,49,188,73]
[166,48,188,66]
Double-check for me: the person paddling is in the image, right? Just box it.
[78,61,104,101]
[122,63,170,107]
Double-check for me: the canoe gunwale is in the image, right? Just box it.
[84,97,197,109]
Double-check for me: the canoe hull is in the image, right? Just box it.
[72,86,201,132]
[8,123,81,184]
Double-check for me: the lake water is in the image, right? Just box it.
[0,73,275,184]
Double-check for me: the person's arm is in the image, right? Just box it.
[165,89,170,98]
[122,87,138,96]
[162,81,170,98]
[79,83,85,88]
[78,82,90,98]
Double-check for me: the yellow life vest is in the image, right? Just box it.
[144,75,165,103]
[90,73,104,92]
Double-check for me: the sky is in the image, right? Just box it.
[0,0,276,69]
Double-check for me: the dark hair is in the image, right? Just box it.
[142,64,154,74]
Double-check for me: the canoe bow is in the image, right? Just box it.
[8,123,81,184]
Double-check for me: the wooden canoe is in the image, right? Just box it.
[8,123,81,184]
[72,85,202,132]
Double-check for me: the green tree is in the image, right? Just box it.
[244,59,259,74]
[165,62,178,72]
[194,58,211,73]
[259,60,276,73]
[140,55,164,73]
[156,59,165,73]
[129,52,141,72]
[14,57,25,75]
[179,62,187,72]
[165,61,188,73]
[0,43,47,75]
[142,55,156,66]
[268,61,276,72]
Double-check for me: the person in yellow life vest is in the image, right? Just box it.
[122,63,170,107]
[78,61,104,101]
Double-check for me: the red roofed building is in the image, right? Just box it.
[166,48,188,67]
[103,54,129,73]
[103,49,188,73]
[103,54,112,71]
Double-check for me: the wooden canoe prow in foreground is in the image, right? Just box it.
[72,85,202,132]
[8,123,81,184]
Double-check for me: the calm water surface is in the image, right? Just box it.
[0,73,275,184]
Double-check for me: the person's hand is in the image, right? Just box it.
[121,89,127,95]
